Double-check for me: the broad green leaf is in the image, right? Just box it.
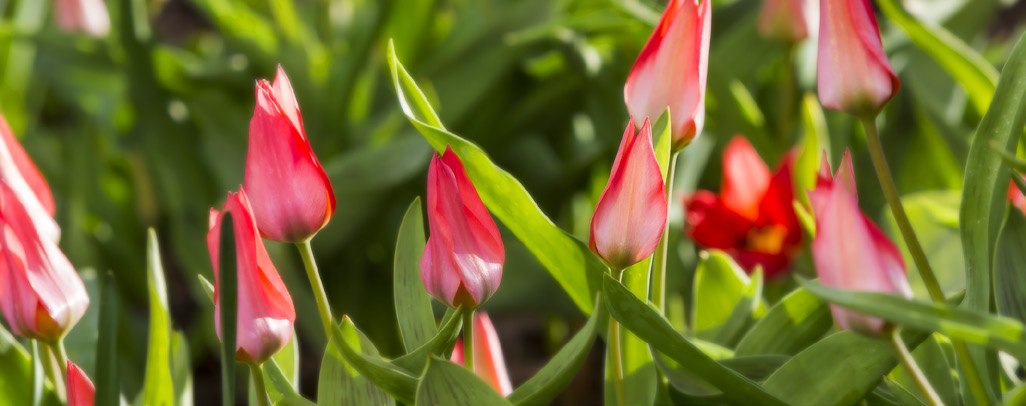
[333,318,420,405]
[170,333,193,406]
[387,39,601,314]
[878,0,998,115]
[319,320,394,406]
[394,197,436,351]
[762,330,928,405]
[734,287,832,357]
[795,93,830,206]
[655,353,788,398]
[260,359,316,406]
[142,229,174,406]
[95,270,121,406]
[219,214,238,406]
[715,268,766,347]
[508,296,604,406]
[995,206,1026,324]
[800,280,1026,361]
[870,378,928,406]
[614,259,656,406]
[602,274,788,406]
[415,356,512,406]
[391,307,463,374]
[692,251,765,336]
[0,323,31,405]
[252,334,301,405]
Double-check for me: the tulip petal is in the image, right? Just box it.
[271,65,305,135]
[0,115,58,242]
[448,313,513,396]
[54,0,111,37]
[817,0,899,117]
[67,361,96,406]
[721,137,771,221]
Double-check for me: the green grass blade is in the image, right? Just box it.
[95,270,120,406]
[143,229,174,406]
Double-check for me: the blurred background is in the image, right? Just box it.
[2,0,1023,403]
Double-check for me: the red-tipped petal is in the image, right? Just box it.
[67,361,95,406]
[721,137,771,221]
[0,114,59,242]
[271,66,304,135]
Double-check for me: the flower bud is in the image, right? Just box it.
[450,312,512,395]
[67,360,96,406]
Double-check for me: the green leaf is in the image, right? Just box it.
[333,318,420,405]
[651,108,672,175]
[508,295,604,406]
[888,335,958,406]
[261,359,316,406]
[391,307,463,374]
[197,274,215,304]
[762,330,928,405]
[394,197,437,351]
[0,323,31,405]
[387,39,602,314]
[715,267,766,347]
[143,229,174,406]
[877,0,998,115]
[188,0,279,62]
[800,280,1026,360]
[656,354,788,397]
[95,270,121,406]
[602,273,788,406]
[170,333,193,406]
[318,321,394,406]
[692,251,765,336]
[219,214,238,406]
[795,93,829,206]
[415,356,512,406]
[734,287,832,357]
[995,206,1026,324]
[615,259,656,406]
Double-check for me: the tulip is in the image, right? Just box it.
[244,66,336,243]
[624,0,710,150]
[758,0,808,43]
[67,360,95,406]
[53,0,110,38]
[421,146,504,309]
[450,312,513,395]
[0,113,59,242]
[208,188,296,364]
[808,150,912,335]
[0,182,87,342]
[684,137,802,278]
[590,118,668,271]
[817,0,900,118]
[1008,177,1026,214]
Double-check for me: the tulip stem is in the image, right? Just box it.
[462,310,475,374]
[249,363,271,406]
[48,340,69,377]
[609,269,627,406]
[651,152,678,314]
[861,118,990,406]
[39,340,64,401]
[888,326,945,406]
[296,240,334,340]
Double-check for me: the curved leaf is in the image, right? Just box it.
[734,287,832,357]
[995,206,1026,325]
[415,356,512,406]
[394,197,437,351]
[143,229,174,406]
[319,320,393,406]
[333,318,420,405]
[391,307,463,374]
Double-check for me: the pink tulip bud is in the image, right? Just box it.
[590,118,668,271]
[817,0,900,118]
[208,188,296,364]
[450,312,513,395]
[54,0,111,38]
[244,66,336,243]
[0,182,87,342]
[808,150,911,335]
[0,113,59,242]
[758,0,809,43]
[421,146,504,309]
[625,0,710,150]
[67,360,95,406]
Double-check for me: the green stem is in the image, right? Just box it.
[296,240,334,340]
[39,341,62,401]
[888,327,945,406]
[651,152,679,314]
[860,118,990,406]
[462,309,475,373]
[780,45,797,144]
[48,340,68,377]
[609,269,627,406]
[249,363,271,406]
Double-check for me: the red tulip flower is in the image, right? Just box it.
[758,0,808,43]
[208,188,296,364]
[817,0,900,118]
[54,0,110,38]
[245,66,336,243]
[685,137,801,278]
[67,360,95,406]
[450,312,512,395]
[624,0,711,150]
[0,182,87,342]
[421,146,504,309]
[0,113,58,242]
[809,150,912,335]
[590,118,668,271]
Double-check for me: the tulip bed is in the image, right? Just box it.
[2,0,1026,405]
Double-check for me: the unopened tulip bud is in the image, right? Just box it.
[67,360,95,406]
[450,312,512,395]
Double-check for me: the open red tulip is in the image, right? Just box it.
[208,188,296,364]
[624,0,710,150]
[817,0,900,118]
[809,150,912,335]
[590,118,668,271]
[67,360,95,406]
[0,181,87,342]
[421,146,504,309]
[450,312,513,395]
[0,112,58,242]
[54,0,110,38]
[758,0,808,43]
[245,66,336,243]
[685,137,802,278]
